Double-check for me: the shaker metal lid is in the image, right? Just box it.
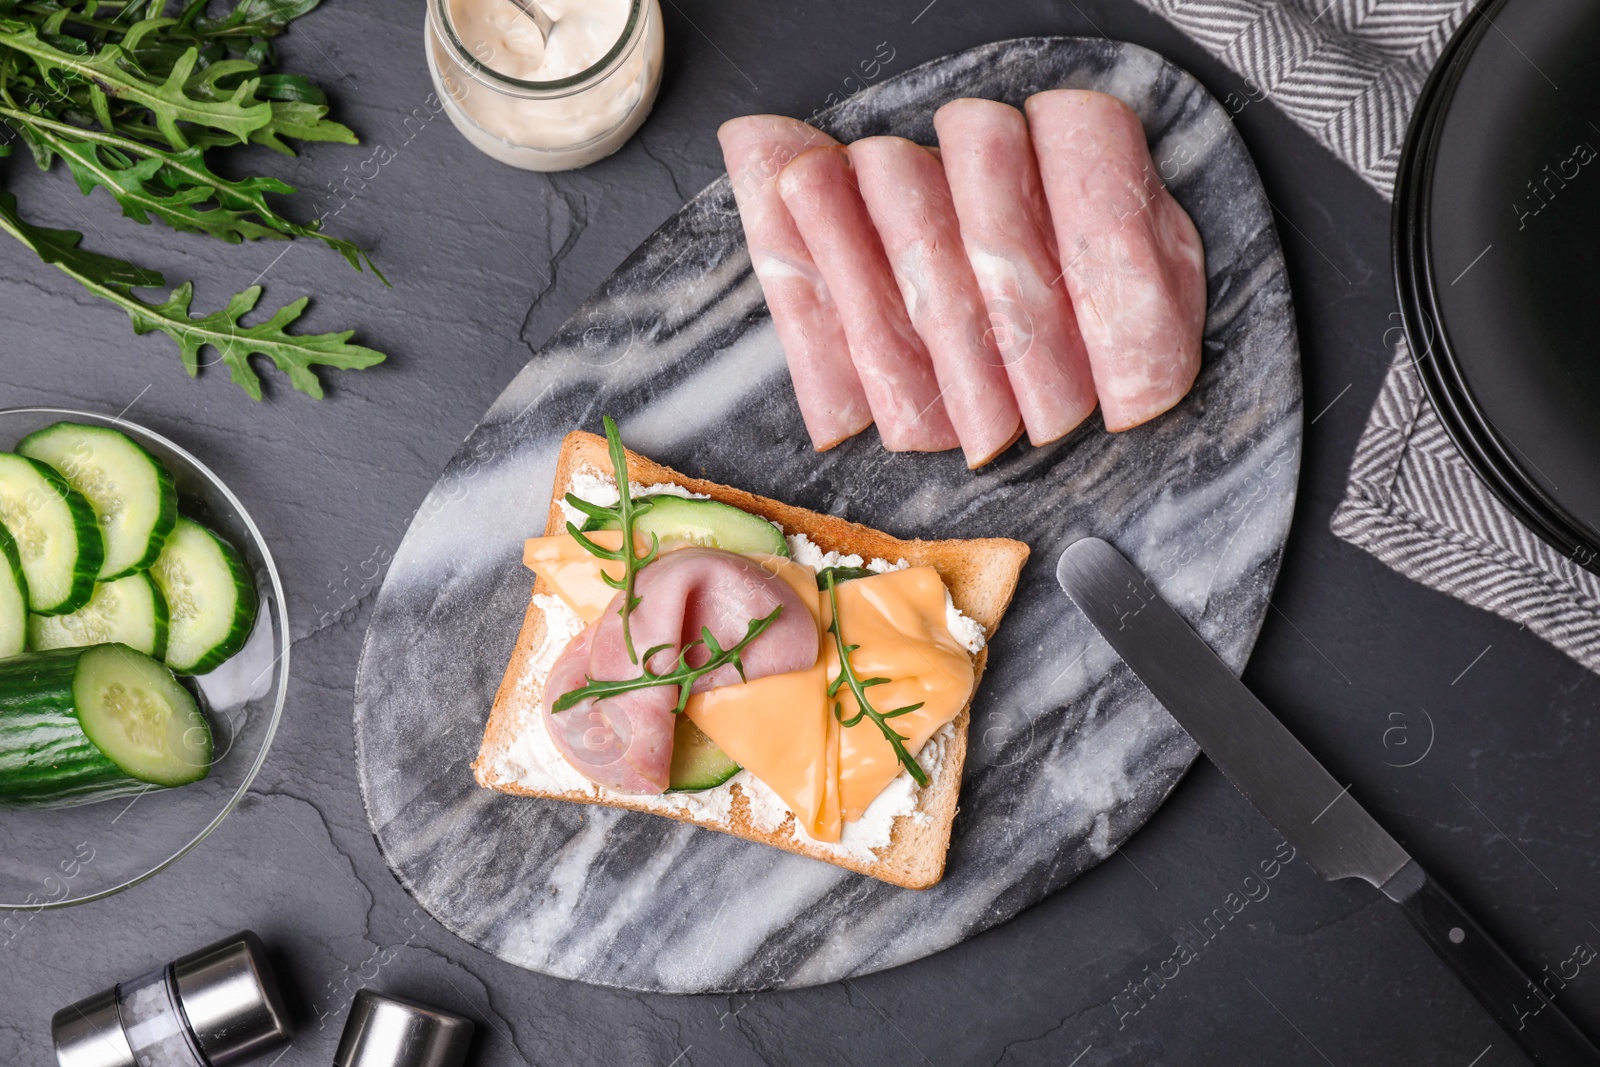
[335,990,474,1067]
[171,930,293,1067]
[51,987,135,1067]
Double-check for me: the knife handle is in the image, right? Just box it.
[1384,860,1600,1063]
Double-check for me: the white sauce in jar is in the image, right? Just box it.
[426,0,663,170]
[449,0,629,81]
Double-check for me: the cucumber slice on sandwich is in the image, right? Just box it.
[150,517,257,674]
[0,523,27,658]
[28,573,169,660]
[585,496,788,556]
[668,714,741,792]
[0,454,104,617]
[18,422,178,581]
[0,644,211,808]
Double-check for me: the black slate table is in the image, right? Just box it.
[2,1,1596,1064]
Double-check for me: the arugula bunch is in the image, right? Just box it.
[0,0,386,399]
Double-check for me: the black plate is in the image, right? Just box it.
[1395,0,1600,572]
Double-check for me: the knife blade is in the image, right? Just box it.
[1056,537,1599,1064]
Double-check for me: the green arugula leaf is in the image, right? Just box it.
[0,104,382,276]
[565,416,661,664]
[249,99,353,153]
[0,21,271,146]
[2,1,164,48]
[27,123,282,239]
[190,0,320,40]
[133,284,386,400]
[552,608,785,717]
[0,185,160,287]
[114,97,356,153]
[118,16,184,56]
[179,54,257,97]
[820,568,930,786]
[253,71,323,104]
[0,188,385,399]
[4,0,313,58]
[814,565,877,589]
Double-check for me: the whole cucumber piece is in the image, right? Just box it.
[0,644,211,808]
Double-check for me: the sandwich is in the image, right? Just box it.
[474,419,1028,889]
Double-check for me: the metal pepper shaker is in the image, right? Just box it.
[52,931,292,1067]
[334,990,473,1067]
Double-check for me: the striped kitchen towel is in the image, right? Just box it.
[1329,355,1600,671]
[1138,0,1472,195]
[1137,0,1600,671]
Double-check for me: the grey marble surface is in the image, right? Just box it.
[352,36,1301,994]
[1,0,1595,1063]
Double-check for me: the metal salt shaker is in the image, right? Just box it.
[334,990,474,1067]
[52,930,292,1067]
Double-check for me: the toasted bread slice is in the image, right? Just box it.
[473,431,1029,889]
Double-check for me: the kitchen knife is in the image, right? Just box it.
[1055,536,1599,1064]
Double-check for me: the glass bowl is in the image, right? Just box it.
[0,408,288,911]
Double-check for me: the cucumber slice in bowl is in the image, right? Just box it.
[0,523,27,658]
[0,454,104,616]
[28,573,169,660]
[150,517,258,674]
[18,422,177,581]
[585,496,789,556]
[0,644,211,808]
[668,715,740,791]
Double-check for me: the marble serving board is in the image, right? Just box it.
[352,36,1302,994]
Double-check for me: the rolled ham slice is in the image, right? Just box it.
[849,136,1024,468]
[933,99,1098,445]
[1026,90,1206,432]
[542,625,677,795]
[719,117,873,451]
[776,146,960,453]
[543,547,819,794]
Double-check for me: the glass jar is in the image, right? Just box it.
[425,0,664,171]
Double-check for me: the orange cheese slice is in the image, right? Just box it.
[685,557,841,841]
[828,567,976,821]
[524,531,638,624]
